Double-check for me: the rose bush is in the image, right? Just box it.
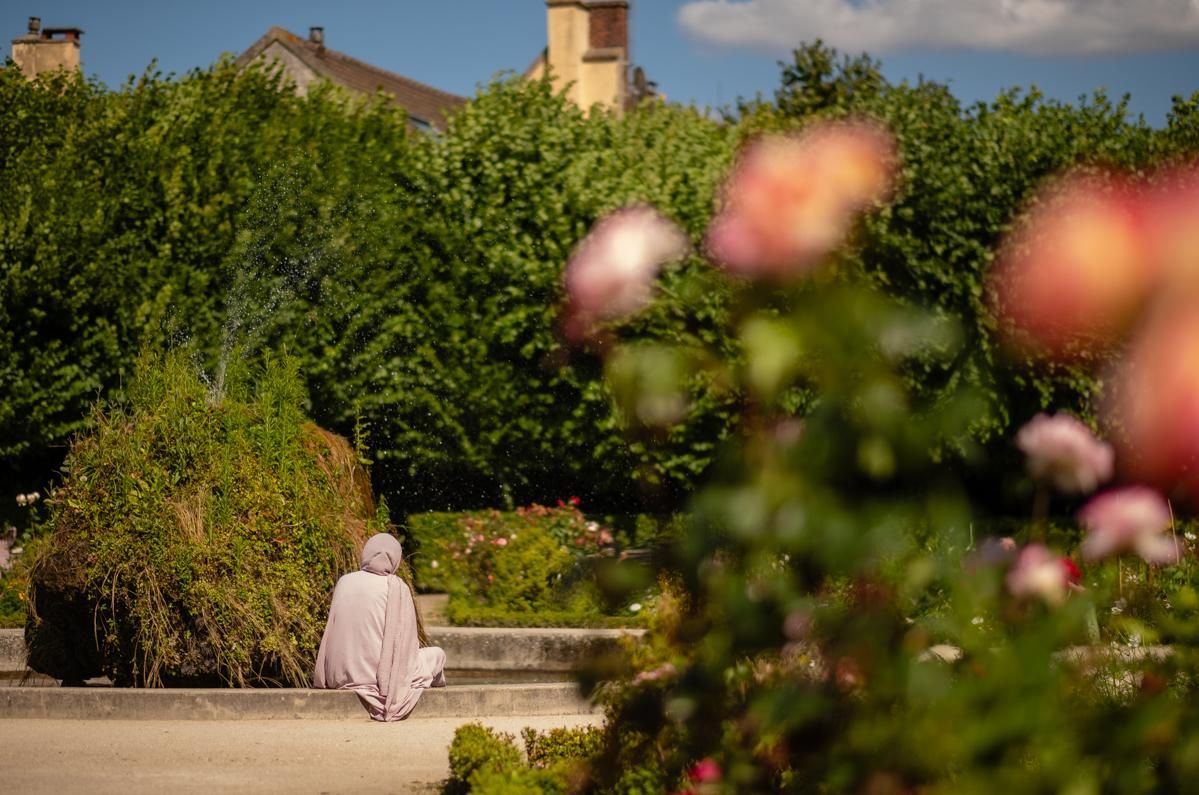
[531,110,1199,793]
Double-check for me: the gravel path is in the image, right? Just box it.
[0,714,603,794]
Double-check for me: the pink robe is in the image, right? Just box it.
[313,534,446,721]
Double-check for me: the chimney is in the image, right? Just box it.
[11,17,83,78]
[308,26,324,48]
[545,0,629,114]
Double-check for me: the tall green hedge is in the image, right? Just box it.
[4,46,1199,520]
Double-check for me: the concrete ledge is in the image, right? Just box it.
[0,682,595,720]
[429,626,641,672]
[1,626,642,676]
[0,628,24,673]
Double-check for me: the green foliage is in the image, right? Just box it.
[312,76,741,512]
[0,57,417,511]
[0,63,742,516]
[406,504,644,627]
[522,725,604,769]
[562,49,1199,792]
[446,723,524,795]
[0,532,49,628]
[445,602,646,630]
[749,41,1179,501]
[445,723,602,795]
[24,349,384,686]
[8,42,1199,527]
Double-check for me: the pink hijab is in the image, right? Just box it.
[313,533,424,720]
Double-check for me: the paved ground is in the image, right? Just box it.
[0,714,604,794]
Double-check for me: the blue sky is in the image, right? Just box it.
[6,1,1199,125]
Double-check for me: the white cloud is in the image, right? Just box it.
[677,0,1199,56]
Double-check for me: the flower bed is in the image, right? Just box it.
[405,503,651,628]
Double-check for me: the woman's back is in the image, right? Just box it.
[313,570,389,691]
[312,533,447,721]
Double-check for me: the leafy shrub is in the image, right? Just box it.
[405,503,639,626]
[24,349,393,686]
[466,763,579,795]
[444,603,646,630]
[406,505,670,628]
[521,725,604,769]
[445,723,601,795]
[445,723,523,794]
[558,78,1199,793]
[0,532,49,628]
[10,43,1199,533]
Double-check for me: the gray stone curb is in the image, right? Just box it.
[428,626,642,672]
[0,682,596,720]
[1,626,642,675]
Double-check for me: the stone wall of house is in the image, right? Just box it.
[248,41,320,96]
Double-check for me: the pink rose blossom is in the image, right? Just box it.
[1078,487,1178,564]
[707,120,896,280]
[562,205,688,340]
[688,759,722,784]
[1105,307,1199,503]
[1006,544,1074,605]
[492,537,508,547]
[1015,413,1114,494]
[988,173,1156,359]
[1143,163,1199,289]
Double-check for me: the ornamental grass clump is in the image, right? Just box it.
[25,349,390,686]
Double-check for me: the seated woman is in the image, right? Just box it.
[314,533,446,721]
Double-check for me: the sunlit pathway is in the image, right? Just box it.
[0,714,603,794]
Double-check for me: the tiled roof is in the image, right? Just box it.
[235,26,466,131]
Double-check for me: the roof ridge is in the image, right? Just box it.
[270,26,465,104]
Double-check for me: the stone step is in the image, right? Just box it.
[429,625,638,672]
[416,593,449,625]
[0,625,641,684]
[0,682,596,720]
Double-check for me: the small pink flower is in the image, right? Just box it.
[598,529,614,546]
[492,537,508,547]
[562,205,689,340]
[783,609,811,640]
[1006,544,1073,605]
[1016,413,1114,494]
[707,120,895,280]
[1078,486,1178,564]
[633,662,676,684]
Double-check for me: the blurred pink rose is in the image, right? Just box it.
[688,758,722,784]
[988,173,1156,359]
[1105,306,1199,502]
[707,120,895,280]
[1078,486,1178,564]
[1144,163,1199,289]
[1006,544,1073,605]
[1015,413,1114,494]
[562,205,688,340]
[492,537,508,547]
